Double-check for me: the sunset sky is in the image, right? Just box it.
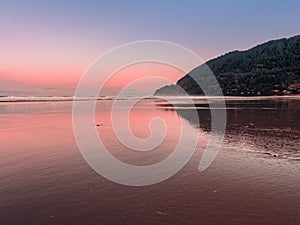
[1,0,300,96]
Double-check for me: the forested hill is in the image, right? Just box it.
[155,35,300,96]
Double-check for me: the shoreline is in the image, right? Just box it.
[0,94,299,103]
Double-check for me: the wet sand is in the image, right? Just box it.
[0,97,299,225]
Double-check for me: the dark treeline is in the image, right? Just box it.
[155,35,300,96]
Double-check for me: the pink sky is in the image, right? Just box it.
[1,1,299,96]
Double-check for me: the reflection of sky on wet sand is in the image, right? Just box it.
[0,97,299,225]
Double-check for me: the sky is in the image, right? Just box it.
[1,0,300,96]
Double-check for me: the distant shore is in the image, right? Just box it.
[0,94,299,103]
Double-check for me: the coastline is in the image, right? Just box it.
[0,94,299,103]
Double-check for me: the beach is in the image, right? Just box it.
[0,97,299,225]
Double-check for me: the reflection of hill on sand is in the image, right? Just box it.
[157,97,300,159]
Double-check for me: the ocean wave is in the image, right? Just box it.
[0,96,113,102]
